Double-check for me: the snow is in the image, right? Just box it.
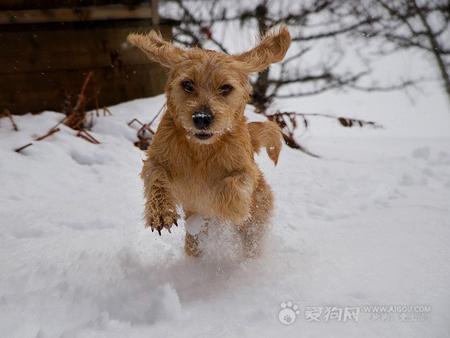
[1,90,450,338]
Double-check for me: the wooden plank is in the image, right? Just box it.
[0,51,151,75]
[0,64,167,115]
[0,22,172,115]
[0,1,149,11]
[0,4,154,25]
[0,23,170,55]
[0,0,152,10]
[0,25,173,74]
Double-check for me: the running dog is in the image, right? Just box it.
[127,25,291,257]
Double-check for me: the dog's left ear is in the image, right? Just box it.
[127,31,188,68]
[234,24,291,73]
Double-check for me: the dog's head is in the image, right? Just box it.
[128,26,291,144]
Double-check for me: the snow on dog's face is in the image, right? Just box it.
[127,26,291,144]
[164,53,250,144]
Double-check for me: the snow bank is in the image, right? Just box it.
[1,95,449,337]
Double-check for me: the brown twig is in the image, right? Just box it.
[14,127,61,153]
[128,118,155,134]
[267,110,383,157]
[127,103,165,150]
[148,103,165,127]
[128,118,155,150]
[76,129,101,144]
[14,143,33,153]
[1,109,19,131]
[65,71,94,130]
[102,107,112,116]
[35,127,61,141]
[14,71,110,153]
[127,118,143,127]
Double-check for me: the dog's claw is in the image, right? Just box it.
[148,211,178,236]
[174,219,178,227]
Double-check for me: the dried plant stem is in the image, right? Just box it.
[14,127,61,153]
[1,109,19,131]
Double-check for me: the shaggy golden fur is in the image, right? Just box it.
[128,25,291,257]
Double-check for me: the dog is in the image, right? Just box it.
[127,25,291,257]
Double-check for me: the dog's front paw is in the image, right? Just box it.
[145,207,179,235]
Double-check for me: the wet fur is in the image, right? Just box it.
[129,26,291,257]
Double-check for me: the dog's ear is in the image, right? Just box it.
[127,31,187,68]
[248,121,283,165]
[234,25,291,73]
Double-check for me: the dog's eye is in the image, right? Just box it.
[181,80,194,93]
[219,84,233,96]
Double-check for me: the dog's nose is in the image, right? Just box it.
[192,110,214,129]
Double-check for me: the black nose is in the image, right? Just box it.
[192,109,214,129]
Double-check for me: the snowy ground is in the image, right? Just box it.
[1,93,449,338]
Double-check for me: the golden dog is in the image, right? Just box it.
[127,25,291,257]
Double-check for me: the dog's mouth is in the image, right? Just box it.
[194,131,213,140]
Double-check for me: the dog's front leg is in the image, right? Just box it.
[215,170,255,225]
[141,160,178,235]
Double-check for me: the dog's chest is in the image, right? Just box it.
[169,155,225,215]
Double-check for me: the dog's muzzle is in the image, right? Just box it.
[192,108,214,140]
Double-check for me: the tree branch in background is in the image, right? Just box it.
[353,0,450,101]
[162,0,427,155]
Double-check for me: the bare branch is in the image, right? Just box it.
[292,17,381,42]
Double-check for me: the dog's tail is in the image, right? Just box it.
[248,121,283,165]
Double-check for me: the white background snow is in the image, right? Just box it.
[1,14,450,338]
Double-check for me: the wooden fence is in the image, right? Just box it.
[0,1,173,115]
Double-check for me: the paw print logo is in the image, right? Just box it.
[278,301,300,325]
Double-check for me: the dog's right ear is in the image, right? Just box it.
[234,25,291,73]
[127,31,188,68]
